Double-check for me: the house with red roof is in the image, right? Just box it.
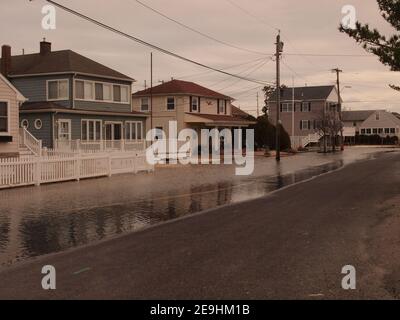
[132,79,255,144]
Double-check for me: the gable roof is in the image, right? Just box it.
[268,85,336,102]
[0,73,26,102]
[133,79,232,100]
[1,50,133,81]
[342,110,378,122]
[231,105,255,120]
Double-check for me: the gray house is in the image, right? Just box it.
[0,41,148,148]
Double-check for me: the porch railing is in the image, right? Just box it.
[19,127,43,156]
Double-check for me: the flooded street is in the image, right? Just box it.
[0,147,397,267]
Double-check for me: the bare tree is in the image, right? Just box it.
[314,105,343,153]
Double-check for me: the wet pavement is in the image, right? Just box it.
[0,147,397,267]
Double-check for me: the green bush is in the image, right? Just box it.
[253,115,291,150]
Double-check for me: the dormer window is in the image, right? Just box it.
[47,79,69,101]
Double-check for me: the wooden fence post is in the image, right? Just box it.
[35,156,41,186]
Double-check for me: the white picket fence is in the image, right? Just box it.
[0,151,154,189]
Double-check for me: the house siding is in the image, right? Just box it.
[11,75,73,107]
[19,113,53,148]
[0,78,19,155]
[132,94,233,137]
[73,75,132,113]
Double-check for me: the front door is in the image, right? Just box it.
[58,119,71,141]
[105,122,122,140]
[105,122,123,149]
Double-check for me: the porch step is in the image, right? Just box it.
[19,147,35,157]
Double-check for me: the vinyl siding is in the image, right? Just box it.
[11,75,73,107]
[73,75,132,113]
[19,113,53,148]
[0,78,19,155]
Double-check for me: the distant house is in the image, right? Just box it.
[267,85,341,146]
[132,79,255,144]
[342,110,400,140]
[0,41,148,149]
[0,73,26,157]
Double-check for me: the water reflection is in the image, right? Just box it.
[0,158,351,267]
[8,145,400,268]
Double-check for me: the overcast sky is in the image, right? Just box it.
[1,0,399,115]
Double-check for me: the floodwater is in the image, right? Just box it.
[0,147,397,267]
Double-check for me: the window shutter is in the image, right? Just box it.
[217,100,220,114]
[198,97,201,113]
[308,102,311,112]
[224,100,227,114]
[308,120,311,130]
[300,121,303,130]
[190,96,192,112]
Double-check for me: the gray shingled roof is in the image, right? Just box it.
[268,85,336,101]
[342,110,377,122]
[1,50,133,81]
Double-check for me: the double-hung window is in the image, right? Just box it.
[125,121,143,140]
[300,120,311,130]
[191,97,199,112]
[301,102,311,112]
[141,97,149,112]
[0,102,9,134]
[47,79,69,100]
[218,100,226,114]
[75,80,129,103]
[281,103,293,112]
[81,120,102,141]
[167,97,175,110]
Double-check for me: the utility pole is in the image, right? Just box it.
[291,75,295,138]
[332,68,343,151]
[275,31,284,162]
[150,52,153,134]
[256,92,259,118]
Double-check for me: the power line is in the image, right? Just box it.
[217,58,272,91]
[133,0,272,56]
[176,57,266,80]
[45,0,273,86]
[225,0,279,33]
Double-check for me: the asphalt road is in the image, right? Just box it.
[0,151,399,299]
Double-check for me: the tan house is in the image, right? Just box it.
[132,80,255,143]
[0,73,26,157]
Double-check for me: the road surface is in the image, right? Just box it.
[0,151,399,299]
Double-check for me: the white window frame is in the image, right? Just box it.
[74,80,130,104]
[58,119,71,141]
[301,120,310,130]
[0,100,10,135]
[125,121,143,141]
[167,97,175,111]
[192,97,199,112]
[301,102,311,112]
[281,102,293,113]
[218,100,226,114]
[47,79,69,101]
[34,119,43,130]
[105,121,123,141]
[81,119,102,142]
[21,119,29,129]
[141,97,150,112]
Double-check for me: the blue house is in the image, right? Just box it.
[0,41,148,149]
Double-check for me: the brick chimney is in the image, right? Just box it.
[40,40,51,55]
[1,45,11,77]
